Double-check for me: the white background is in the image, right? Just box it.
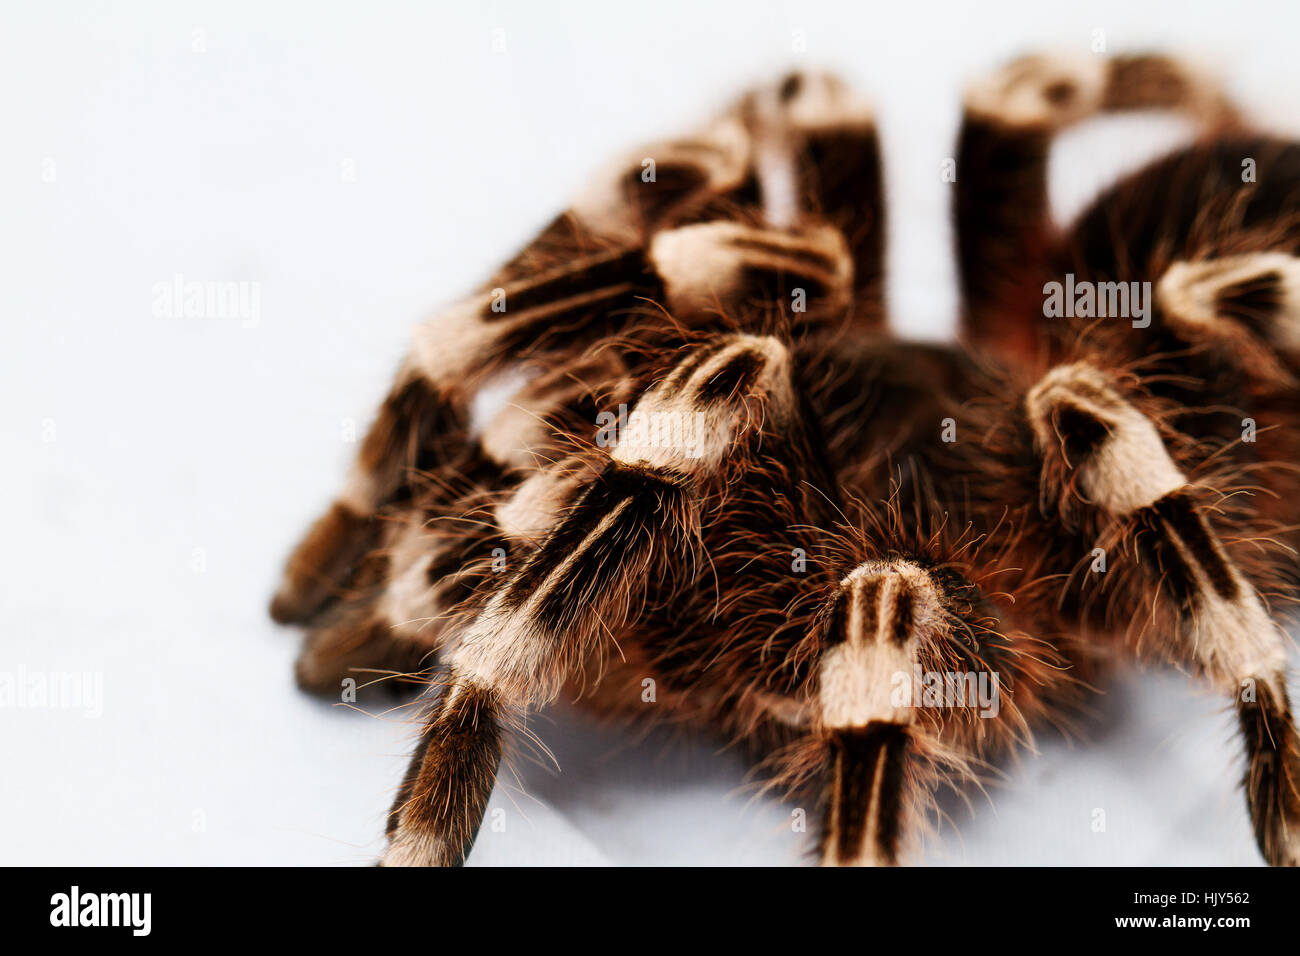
[3,0,1299,865]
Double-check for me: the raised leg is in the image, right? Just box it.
[746,72,885,327]
[955,52,1240,359]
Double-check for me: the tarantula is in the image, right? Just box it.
[271,52,1300,866]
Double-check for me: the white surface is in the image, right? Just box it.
[3,0,1299,866]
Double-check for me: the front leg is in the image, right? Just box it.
[383,334,802,865]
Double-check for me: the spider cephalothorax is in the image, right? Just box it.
[271,54,1300,866]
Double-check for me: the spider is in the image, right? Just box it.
[270,52,1300,866]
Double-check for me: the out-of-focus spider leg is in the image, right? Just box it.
[1025,361,1300,866]
[1157,252,1300,382]
[954,52,1240,360]
[382,333,799,865]
[742,72,885,329]
[289,352,629,697]
[648,70,880,333]
[1153,251,1300,561]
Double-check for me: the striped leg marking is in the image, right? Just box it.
[1027,362,1300,865]
[1158,253,1300,379]
[818,560,945,867]
[382,335,797,865]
